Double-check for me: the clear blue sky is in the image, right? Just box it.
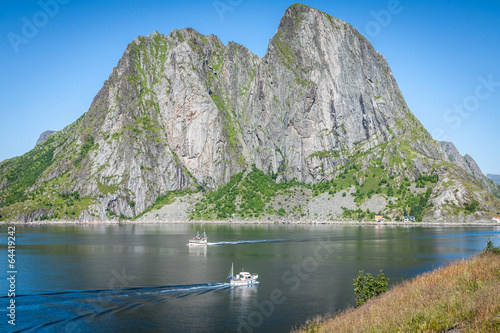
[1,0,499,174]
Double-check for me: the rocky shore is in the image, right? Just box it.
[2,219,499,227]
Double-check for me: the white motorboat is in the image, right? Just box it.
[188,229,208,246]
[227,263,259,286]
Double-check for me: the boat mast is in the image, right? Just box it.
[227,263,234,280]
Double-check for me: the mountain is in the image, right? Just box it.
[35,130,57,146]
[438,141,498,193]
[487,174,500,185]
[1,3,499,222]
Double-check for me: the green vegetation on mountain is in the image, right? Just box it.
[0,131,489,222]
[190,166,303,220]
[187,154,440,222]
[0,133,60,209]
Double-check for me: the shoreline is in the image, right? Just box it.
[294,252,500,332]
[1,220,499,227]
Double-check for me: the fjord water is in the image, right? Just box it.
[1,224,499,332]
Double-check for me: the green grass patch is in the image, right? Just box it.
[307,150,340,159]
[190,166,304,220]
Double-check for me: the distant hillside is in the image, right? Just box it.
[487,174,500,185]
[35,130,57,146]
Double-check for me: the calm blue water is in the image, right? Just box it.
[0,224,499,332]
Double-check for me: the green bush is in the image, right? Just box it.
[465,201,479,213]
[353,270,389,307]
[483,239,500,255]
[277,207,286,216]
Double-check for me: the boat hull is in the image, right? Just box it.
[188,229,208,246]
[188,240,207,246]
[230,278,259,286]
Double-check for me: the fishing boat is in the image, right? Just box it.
[227,263,259,286]
[188,229,208,246]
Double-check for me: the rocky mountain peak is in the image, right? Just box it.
[1,3,499,222]
[439,141,485,180]
[276,3,311,34]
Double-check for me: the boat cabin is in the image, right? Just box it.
[235,272,252,279]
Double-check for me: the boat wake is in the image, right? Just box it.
[207,235,349,246]
[2,283,232,332]
[6,282,231,299]
[208,238,294,246]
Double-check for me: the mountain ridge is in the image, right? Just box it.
[1,3,499,222]
[488,174,500,185]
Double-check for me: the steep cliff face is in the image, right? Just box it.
[234,4,443,183]
[0,3,498,222]
[439,141,471,173]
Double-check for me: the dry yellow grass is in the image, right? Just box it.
[295,253,500,333]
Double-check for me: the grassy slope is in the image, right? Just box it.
[296,252,500,332]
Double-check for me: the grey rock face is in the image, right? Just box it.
[438,141,499,194]
[438,141,483,180]
[464,154,484,180]
[81,3,422,214]
[439,141,468,169]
